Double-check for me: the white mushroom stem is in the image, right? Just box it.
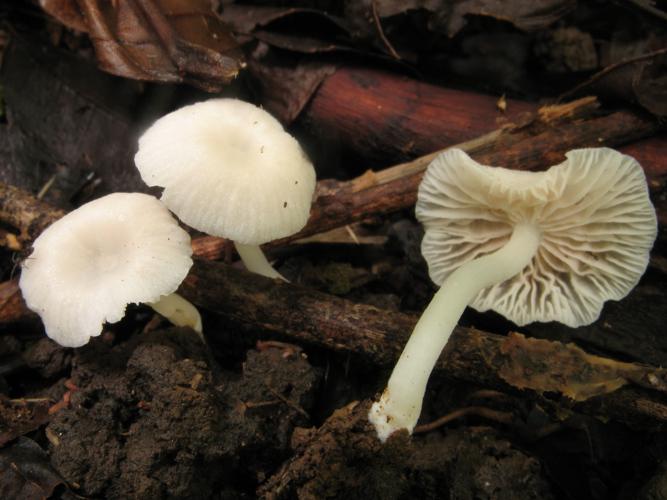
[149,293,203,337]
[369,223,542,442]
[234,242,286,281]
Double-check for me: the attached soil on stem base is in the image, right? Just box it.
[260,400,554,499]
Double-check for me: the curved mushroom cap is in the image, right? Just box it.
[134,98,316,245]
[416,148,657,327]
[19,193,193,347]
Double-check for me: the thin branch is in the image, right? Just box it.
[2,175,667,428]
[1,98,661,263]
[558,47,667,102]
[371,0,400,60]
[178,258,667,429]
[621,0,667,22]
[190,99,661,260]
[414,406,514,434]
[265,384,310,419]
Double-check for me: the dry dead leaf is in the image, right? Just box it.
[223,5,351,36]
[498,332,667,401]
[0,279,35,324]
[347,0,575,39]
[0,399,52,447]
[40,0,89,32]
[1,37,146,207]
[41,0,244,91]
[634,54,667,116]
[248,51,336,124]
[0,437,64,500]
[446,0,576,36]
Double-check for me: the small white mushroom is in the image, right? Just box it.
[369,147,657,442]
[19,193,200,348]
[134,98,316,280]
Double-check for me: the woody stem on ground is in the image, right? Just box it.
[190,98,664,260]
[2,183,667,428]
[0,98,663,260]
[177,258,667,429]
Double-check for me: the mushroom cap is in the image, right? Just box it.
[416,148,657,327]
[134,98,316,245]
[19,193,193,347]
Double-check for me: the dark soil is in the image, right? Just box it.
[38,327,557,500]
[46,328,320,498]
[260,401,554,500]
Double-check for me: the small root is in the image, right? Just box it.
[414,406,514,434]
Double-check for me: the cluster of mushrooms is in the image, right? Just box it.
[19,98,657,443]
[20,99,316,347]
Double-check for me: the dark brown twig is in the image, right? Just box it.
[558,47,667,102]
[2,174,667,428]
[621,0,667,22]
[265,385,310,419]
[414,406,514,434]
[1,96,662,262]
[176,258,667,429]
[466,389,511,402]
[191,98,663,260]
[371,0,400,60]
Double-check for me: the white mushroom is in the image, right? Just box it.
[369,147,657,442]
[134,98,316,280]
[19,193,200,347]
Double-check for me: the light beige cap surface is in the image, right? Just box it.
[19,193,193,347]
[134,98,316,245]
[416,148,657,327]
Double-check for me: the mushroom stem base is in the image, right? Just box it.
[369,223,541,442]
[234,243,286,281]
[149,293,203,337]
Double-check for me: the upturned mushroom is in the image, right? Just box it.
[19,193,201,347]
[134,98,316,280]
[369,148,657,441]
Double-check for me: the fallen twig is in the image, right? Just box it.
[413,406,514,434]
[180,258,667,430]
[558,47,667,102]
[371,0,400,60]
[1,97,663,262]
[2,185,667,428]
[192,97,665,260]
